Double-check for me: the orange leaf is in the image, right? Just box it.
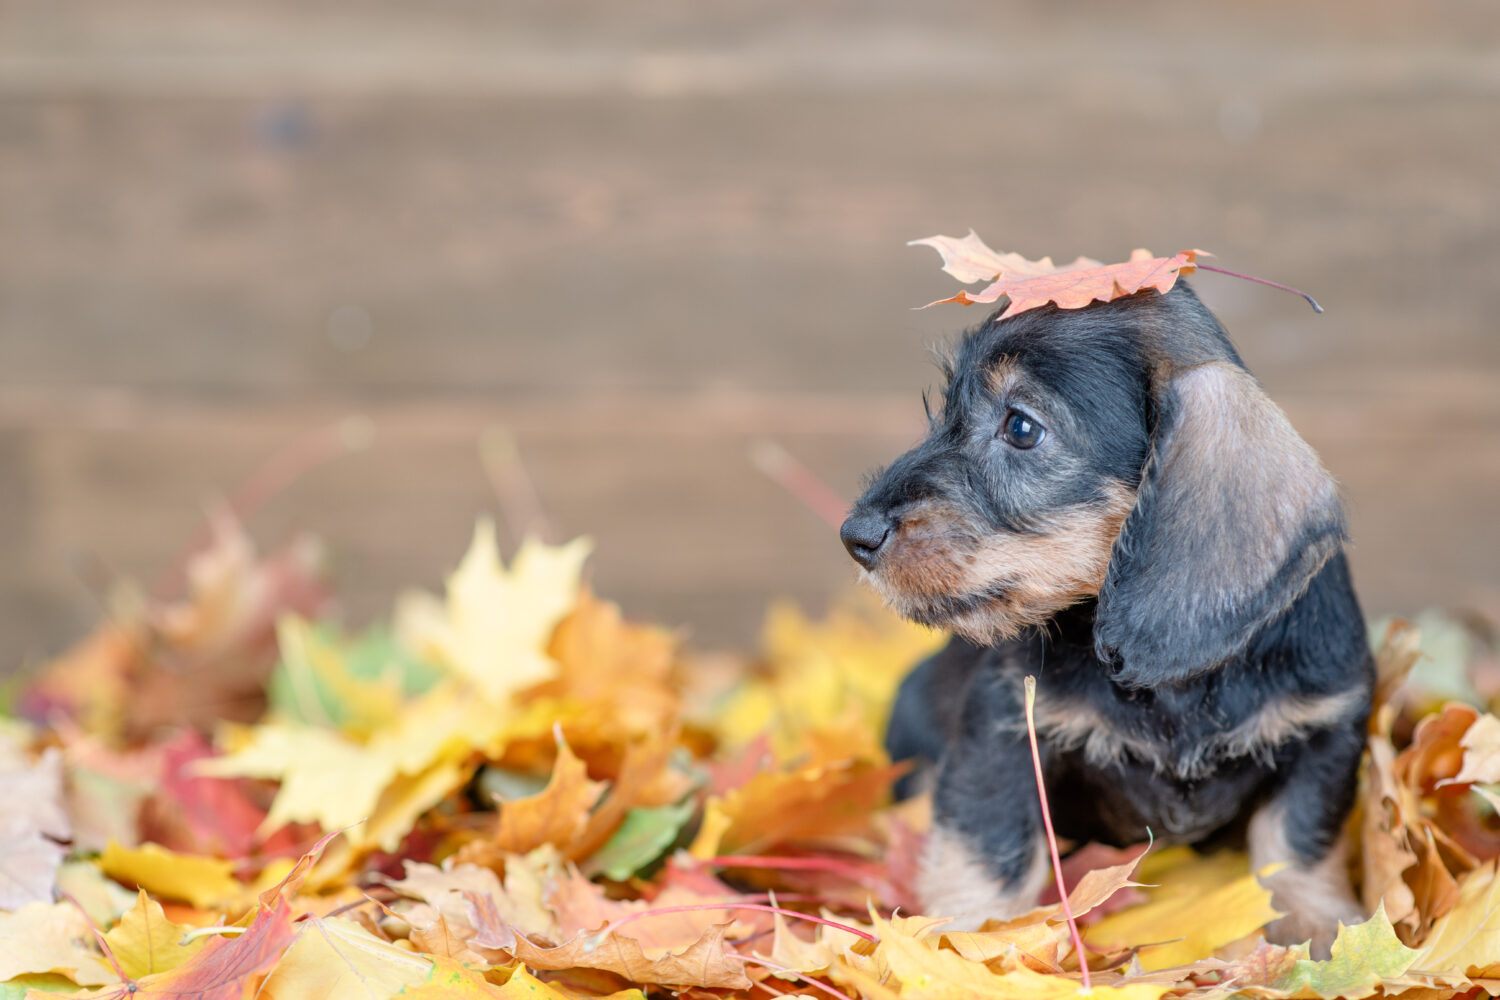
[509,921,751,991]
[491,739,606,856]
[911,232,1205,320]
[690,758,901,858]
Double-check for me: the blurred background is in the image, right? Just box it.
[2,0,1497,669]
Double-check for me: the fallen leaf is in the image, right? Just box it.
[509,921,751,991]
[492,739,606,857]
[268,618,440,739]
[101,890,205,978]
[93,896,299,1000]
[0,748,69,909]
[583,801,694,881]
[689,757,901,857]
[1415,860,1500,982]
[97,841,242,910]
[1084,851,1279,970]
[0,900,115,985]
[259,916,434,999]
[399,959,572,999]
[396,520,590,704]
[1268,904,1419,999]
[910,232,1204,320]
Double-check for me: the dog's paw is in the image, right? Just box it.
[1263,894,1365,960]
[917,827,1044,931]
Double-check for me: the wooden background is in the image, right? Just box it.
[2,0,1497,669]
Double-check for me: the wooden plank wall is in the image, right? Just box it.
[2,0,1497,669]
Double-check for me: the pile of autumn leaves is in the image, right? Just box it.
[4,520,1500,1000]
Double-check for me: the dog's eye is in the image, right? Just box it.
[1001,410,1045,449]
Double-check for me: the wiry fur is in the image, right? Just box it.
[843,285,1374,955]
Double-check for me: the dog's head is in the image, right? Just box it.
[841,284,1345,687]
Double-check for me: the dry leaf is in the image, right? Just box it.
[910,231,1204,320]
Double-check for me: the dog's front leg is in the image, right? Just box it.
[1250,719,1367,959]
[919,671,1049,930]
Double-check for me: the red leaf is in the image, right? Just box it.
[911,232,1205,320]
[95,897,297,1000]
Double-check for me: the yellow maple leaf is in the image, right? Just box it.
[715,593,944,760]
[101,890,204,978]
[0,900,116,985]
[274,615,406,737]
[397,520,591,704]
[199,681,508,851]
[260,916,434,999]
[1083,849,1279,971]
[196,722,396,837]
[1417,860,1500,981]
[97,841,242,910]
[870,913,1167,1000]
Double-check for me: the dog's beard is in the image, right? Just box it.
[859,566,1034,644]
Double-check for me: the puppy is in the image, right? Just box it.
[842,284,1373,955]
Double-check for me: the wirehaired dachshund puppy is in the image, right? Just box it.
[842,284,1373,955]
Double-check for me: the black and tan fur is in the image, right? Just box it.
[842,285,1373,956]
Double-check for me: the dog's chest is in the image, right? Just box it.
[1027,659,1334,781]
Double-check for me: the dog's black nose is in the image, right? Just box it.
[840,512,893,570]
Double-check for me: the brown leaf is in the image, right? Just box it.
[911,232,1204,320]
[509,921,751,990]
[491,739,606,856]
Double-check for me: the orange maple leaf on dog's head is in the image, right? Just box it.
[910,230,1207,319]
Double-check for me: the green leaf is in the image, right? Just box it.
[0,974,81,1000]
[268,618,443,731]
[1271,904,1419,999]
[585,801,695,881]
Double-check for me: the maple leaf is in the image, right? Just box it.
[508,921,751,991]
[540,588,683,741]
[1415,860,1500,982]
[97,841,243,911]
[398,959,575,999]
[583,800,695,881]
[259,916,434,999]
[689,756,903,858]
[1083,848,1279,971]
[384,851,562,956]
[138,730,281,860]
[0,900,116,986]
[715,593,944,761]
[910,231,1204,320]
[1267,904,1419,999]
[490,738,606,856]
[396,520,591,704]
[101,891,205,978]
[0,748,69,909]
[89,897,299,1000]
[870,912,1169,1000]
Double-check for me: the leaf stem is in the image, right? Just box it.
[1194,264,1324,313]
[59,890,130,985]
[749,439,848,530]
[1024,675,1090,990]
[739,956,860,1000]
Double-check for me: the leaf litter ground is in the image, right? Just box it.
[4,513,1500,1000]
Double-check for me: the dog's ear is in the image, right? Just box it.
[1094,360,1345,686]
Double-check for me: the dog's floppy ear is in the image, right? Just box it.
[1094,360,1346,687]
